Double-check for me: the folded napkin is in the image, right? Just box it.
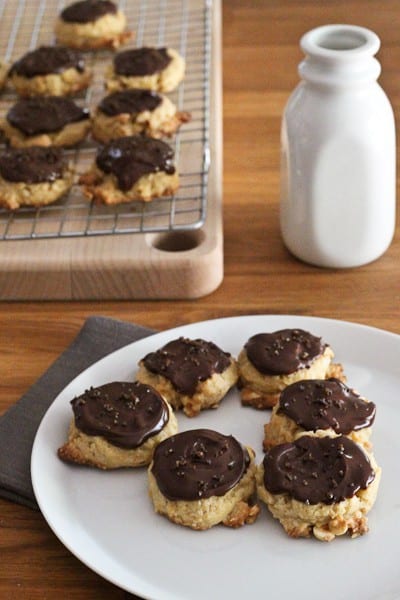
[0,316,154,509]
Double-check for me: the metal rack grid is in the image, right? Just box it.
[0,0,211,241]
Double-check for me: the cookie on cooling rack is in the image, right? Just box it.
[91,88,191,142]
[58,380,178,469]
[79,134,179,204]
[257,433,381,541]
[0,146,73,210]
[0,60,8,91]
[9,45,92,97]
[0,96,90,148]
[237,328,345,409]
[263,378,376,451]
[136,337,239,417]
[55,0,131,50]
[105,46,185,93]
[148,428,259,530]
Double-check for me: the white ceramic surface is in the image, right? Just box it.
[280,24,396,268]
[32,315,400,600]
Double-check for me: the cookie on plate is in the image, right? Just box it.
[237,328,345,409]
[105,46,185,93]
[9,45,92,97]
[257,433,381,541]
[0,146,73,210]
[136,337,238,417]
[1,96,90,147]
[263,378,376,451]
[79,134,179,204]
[148,428,259,530]
[55,0,131,50]
[57,380,178,469]
[91,88,191,142]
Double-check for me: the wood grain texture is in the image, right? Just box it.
[1,1,399,598]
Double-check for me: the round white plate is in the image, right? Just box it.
[31,315,400,600]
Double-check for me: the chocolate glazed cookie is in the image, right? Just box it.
[9,46,91,97]
[245,329,326,375]
[136,337,239,417]
[237,328,343,409]
[70,381,171,449]
[263,435,375,504]
[1,96,90,147]
[55,0,131,50]
[263,378,376,451]
[0,146,73,210]
[79,135,180,204]
[106,46,186,93]
[151,429,250,500]
[257,434,381,541]
[148,429,259,530]
[57,381,178,469]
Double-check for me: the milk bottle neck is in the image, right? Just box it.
[298,24,381,87]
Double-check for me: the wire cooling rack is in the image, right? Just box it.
[0,0,211,240]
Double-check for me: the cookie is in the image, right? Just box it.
[237,328,345,409]
[79,134,179,204]
[1,96,90,147]
[9,45,92,97]
[57,380,178,469]
[0,146,73,210]
[91,88,191,142]
[136,337,238,417]
[257,433,381,541]
[55,0,131,50]
[106,46,185,93]
[148,429,259,530]
[263,378,376,451]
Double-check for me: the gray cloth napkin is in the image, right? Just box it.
[0,316,154,509]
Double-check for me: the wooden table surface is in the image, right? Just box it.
[1,1,399,598]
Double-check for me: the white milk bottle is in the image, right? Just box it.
[280,24,396,268]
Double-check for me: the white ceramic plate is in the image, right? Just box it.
[31,315,400,600]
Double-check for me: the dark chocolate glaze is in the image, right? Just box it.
[10,46,85,78]
[61,0,117,23]
[96,135,175,191]
[98,89,162,117]
[151,428,250,500]
[263,434,375,505]
[278,378,376,434]
[71,381,170,449]
[113,47,171,77]
[7,96,89,136]
[245,329,326,375]
[0,146,66,184]
[142,337,232,396]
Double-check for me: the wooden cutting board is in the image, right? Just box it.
[0,0,223,300]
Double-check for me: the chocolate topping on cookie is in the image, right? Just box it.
[263,435,375,505]
[113,47,171,77]
[10,46,85,77]
[98,89,162,117]
[0,146,66,184]
[61,0,117,23]
[245,329,326,375]
[96,135,175,191]
[278,378,376,434]
[142,337,232,396]
[71,381,170,449]
[151,429,250,500]
[7,96,89,136]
